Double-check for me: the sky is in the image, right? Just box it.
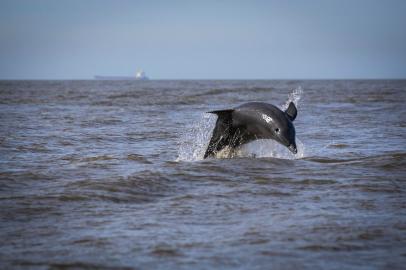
[0,0,405,79]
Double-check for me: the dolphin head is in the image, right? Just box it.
[274,117,297,154]
[256,102,298,154]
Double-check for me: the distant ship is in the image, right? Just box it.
[94,70,149,80]
[135,70,148,80]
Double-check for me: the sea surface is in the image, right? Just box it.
[0,80,405,269]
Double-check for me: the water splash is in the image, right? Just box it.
[176,113,216,161]
[177,87,305,161]
[236,138,305,159]
[281,86,303,110]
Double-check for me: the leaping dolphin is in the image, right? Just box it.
[204,102,298,159]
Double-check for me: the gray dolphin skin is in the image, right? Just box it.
[204,102,298,159]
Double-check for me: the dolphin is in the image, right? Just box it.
[204,102,298,159]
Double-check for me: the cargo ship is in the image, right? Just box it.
[94,70,149,80]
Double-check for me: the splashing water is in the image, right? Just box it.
[281,86,303,111]
[177,87,305,161]
[236,138,305,159]
[176,113,217,161]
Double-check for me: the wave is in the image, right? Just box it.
[305,152,406,167]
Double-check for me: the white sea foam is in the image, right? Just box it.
[177,87,305,161]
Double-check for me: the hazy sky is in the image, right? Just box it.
[0,0,405,79]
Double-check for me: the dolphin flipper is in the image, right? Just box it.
[204,110,234,158]
[285,102,297,121]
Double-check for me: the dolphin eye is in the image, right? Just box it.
[275,128,280,133]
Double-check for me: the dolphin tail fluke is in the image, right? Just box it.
[204,110,234,159]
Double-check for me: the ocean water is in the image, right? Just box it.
[0,80,405,269]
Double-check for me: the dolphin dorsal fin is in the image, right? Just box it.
[285,102,297,121]
[208,109,234,126]
[208,109,234,117]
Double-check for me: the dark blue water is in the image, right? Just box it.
[0,80,405,269]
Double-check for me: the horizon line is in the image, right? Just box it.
[1,77,406,81]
